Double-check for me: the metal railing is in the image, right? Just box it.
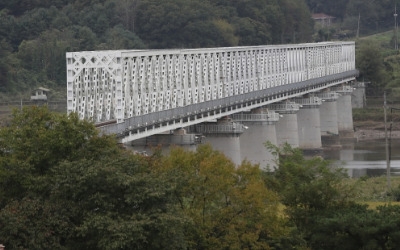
[268,102,300,112]
[294,97,323,106]
[316,92,340,101]
[195,123,245,134]
[230,112,280,122]
[332,85,354,93]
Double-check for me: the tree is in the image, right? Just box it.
[0,40,11,91]
[115,0,140,32]
[50,154,188,249]
[0,106,119,204]
[264,143,355,237]
[0,106,188,249]
[308,204,400,249]
[102,25,146,50]
[280,0,313,43]
[135,0,221,48]
[158,145,290,249]
[0,197,72,250]
[356,40,388,95]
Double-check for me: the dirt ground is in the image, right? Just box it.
[354,120,400,141]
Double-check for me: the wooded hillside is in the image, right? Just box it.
[0,0,398,98]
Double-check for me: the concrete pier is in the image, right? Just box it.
[194,119,245,166]
[294,96,323,150]
[268,102,300,148]
[316,92,340,147]
[317,92,339,136]
[351,82,366,108]
[335,85,354,138]
[231,109,279,170]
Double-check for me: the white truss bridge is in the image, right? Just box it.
[66,42,358,143]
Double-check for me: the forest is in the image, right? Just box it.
[2,106,400,249]
[0,0,399,99]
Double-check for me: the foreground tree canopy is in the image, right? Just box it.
[2,106,400,249]
[0,106,291,249]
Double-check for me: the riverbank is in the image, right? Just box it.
[354,120,400,141]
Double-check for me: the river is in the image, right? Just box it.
[323,139,400,178]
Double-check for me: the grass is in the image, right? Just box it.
[358,31,393,47]
[343,175,400,202]
[361,201,400,209]
[358,31,399,57]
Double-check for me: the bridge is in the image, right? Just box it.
[66,42,358,166]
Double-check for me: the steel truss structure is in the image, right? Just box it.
[66,42,355,123]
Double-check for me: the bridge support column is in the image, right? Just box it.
[231,108,279,170]
[335,85,354,139]
[194,118,245,166]
[316,91,340,147]
[351,82,366,108]
[268,102,300,148]
[295,96,323,150]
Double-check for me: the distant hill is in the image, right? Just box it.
[0,0,396,98]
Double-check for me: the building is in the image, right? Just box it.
[312,13,335,27]
[31,87,50,101]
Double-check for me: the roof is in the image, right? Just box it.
[35,87,50,92]
[312,13,335,20]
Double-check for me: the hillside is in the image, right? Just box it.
[0,0,398,99]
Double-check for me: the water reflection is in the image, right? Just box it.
[323,139,400,178]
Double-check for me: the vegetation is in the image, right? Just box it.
[1,0,400,98]
[0,0,314,97]
[2,106,400,249]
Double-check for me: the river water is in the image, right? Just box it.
[323,139,400,178]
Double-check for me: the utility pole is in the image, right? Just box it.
[384,91,391,191]
[357,12,360,38]
[395,4,398,50]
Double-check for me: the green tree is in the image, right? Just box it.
[264,143,355,236]
[0,40,11,91]
[356,40,388,95]
[308,204,400,249]
[0,106,188,249]
[0,106,119,204]
[50,154,188,249]
[159,145,289,249]
[135,0,220,48]
[101,25,146,50]
[280,0,313,43]
[0,197,72,249]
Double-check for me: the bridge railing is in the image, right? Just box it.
[195,123,245,134]
[316,92,340,101]
[294,97,323,106]
[230,113,280,122]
